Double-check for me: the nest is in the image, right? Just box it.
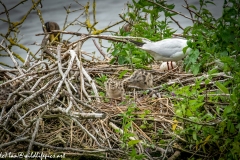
[0,38,230,159]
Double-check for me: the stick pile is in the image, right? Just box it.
[0,38,230,159]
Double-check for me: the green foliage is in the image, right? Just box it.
[184,0,240,74]
[109,0,176,68]
[118,70,129,79]
[95,74,109,102]
[118,103,145,159]
[172,79,206,119]
[138,109,153,129]
[95,74,107,87]
[110,0,240,158]
[183,0,240,158]
[109,41,153,68]
[171,76,239,159]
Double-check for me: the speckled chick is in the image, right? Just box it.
[105,78,125,99]
[123,69,153,89]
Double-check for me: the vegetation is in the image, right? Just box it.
[111,0,240,159]
[0,0,239,159]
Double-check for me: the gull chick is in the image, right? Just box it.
[43,21,61,42]
[105,78,125,100]
[123,69,153,89]
[130,38,191,70]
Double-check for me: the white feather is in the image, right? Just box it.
[139,38,191,61]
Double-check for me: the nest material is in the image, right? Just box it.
[0,42,230,159]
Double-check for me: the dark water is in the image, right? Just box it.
[0,0,224,66]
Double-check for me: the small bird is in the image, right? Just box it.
[43,21,61,43]
[130,38,191,70]
[105,78,125,100]
[123,69,153,89]
[122,23,132,32]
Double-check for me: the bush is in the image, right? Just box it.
[110,0,240,159]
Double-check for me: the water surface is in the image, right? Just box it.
[0,0,224,66]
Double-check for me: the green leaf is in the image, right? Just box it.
[223,106,232,115]
[138,0,152,7]
[208,68,218,75]
[126,121,133,128]
[189,100,204,111]
[132,57,142,63]
[128,12,136,20]
[189,5,197,10]
[111,49,119,56]
[175,109,182,116]
[109,57,116,64]
[205,79,211,85]
[227,120,236,133]
[182,104,186,115]
[193,131,197,140]
[206,1,215,5]
[140,124,147,129]
[167,4,175,10]
[128,140,141,146]
[221,31,233,42]
[186,109,193,117]
[219,51,228,57]
[159,139,165,144]
[99,92,105,97]
[165,11,177,17]
[118,70,128,79]
[192,49,200,60]
[191,63,200,75]
[142,8,154,14]
[144,110,151,114]
[236,123,240,129]
[215,81,229,94]
[118,55,128,64]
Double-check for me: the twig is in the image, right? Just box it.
[30,71,58,91]
[0,136,29,148]
[69,50,100,102]
[0,43,24,75]
[168,150,181,160]
[175,115,221,126]
[72,117,102,147]
[92,39,110,60]
[36,31,151,44]
[72,96,96,111]
[25,139,124,153]
[146,0,195,22]
[57,45,74,112]
[162,139,175,159]
[184,0,194,23]
[75,39,85,101]
[101,120,112,148]
[2,77,60,125]
[0,0,28,15]
[26,118,41,158]
[169,16,184,30]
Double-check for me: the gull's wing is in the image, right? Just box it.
[141,38,188,60]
